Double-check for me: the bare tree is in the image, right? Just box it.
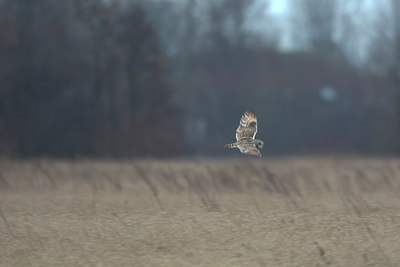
[388,0,400,153]
[0,0,182,157]
[291,0,341,57]
[366,0,400,152]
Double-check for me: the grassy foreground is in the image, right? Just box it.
[0,158,399,266]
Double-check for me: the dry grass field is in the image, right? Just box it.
[0,157,400,266]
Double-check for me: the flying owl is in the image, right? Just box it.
[224,109,264,157]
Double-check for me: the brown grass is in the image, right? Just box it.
[0,157,400,266]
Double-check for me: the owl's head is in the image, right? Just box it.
[255,140,264,149]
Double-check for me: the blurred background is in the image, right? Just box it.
[0,0,399,158]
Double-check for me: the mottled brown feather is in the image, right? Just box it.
[235,109,257,141]
[237,143,261,157]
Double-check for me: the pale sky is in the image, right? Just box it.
[269,0,288,14]
[262,0,390,64]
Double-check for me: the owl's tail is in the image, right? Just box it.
[224,142,238,149]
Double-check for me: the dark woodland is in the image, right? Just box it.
[0,0,399,158]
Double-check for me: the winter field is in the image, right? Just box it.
[0,158,399,266]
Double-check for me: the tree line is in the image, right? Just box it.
[0,0,399,157]
[0,0,181,157]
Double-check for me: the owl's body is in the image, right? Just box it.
[224,109,263,157]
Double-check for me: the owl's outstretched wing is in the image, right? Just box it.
[237,144,261,157]
[236,109,257,141]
